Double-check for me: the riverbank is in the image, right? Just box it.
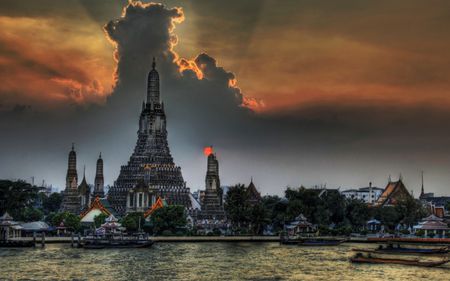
[8,236,450,244]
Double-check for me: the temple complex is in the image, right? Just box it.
[108,58,192,215]
[61,145,106,214]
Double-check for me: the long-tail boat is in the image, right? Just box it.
[297,239,347,246]
[82,238,154,249]
[350,253,449,267]
[0,240,35,248]
[352,246,449,255]
[280,237,346,246]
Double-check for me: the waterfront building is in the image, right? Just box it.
[61,144,82,213]
[285,214,316,237]
[366,219,382,232]
[0,212,22,240]
[108,59,192,215]
[20,221,50,236]
[413,214,449,238]
[374,178,413,207]
[341,182,384,204]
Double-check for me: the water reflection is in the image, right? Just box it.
[1,243,449,280]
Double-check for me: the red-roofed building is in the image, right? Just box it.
[374,178,413,207]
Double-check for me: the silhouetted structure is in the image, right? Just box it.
[93,153,105,198]
[61,144,81,213]
[199,149,225,219]
[108,58,191,214]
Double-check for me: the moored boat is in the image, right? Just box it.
[350,253,449,267]
[352,246,449,255]
[0,240,35,248]
[298,239,346,246]
[82,238,154,249]
[280,237,346,246]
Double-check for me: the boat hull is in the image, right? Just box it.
[82,240,154,249]
[353,247,449,256]
[350,256,448,267]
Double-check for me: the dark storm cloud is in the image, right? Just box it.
[2,1,450,196]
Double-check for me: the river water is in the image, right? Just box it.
[1,243,449,281]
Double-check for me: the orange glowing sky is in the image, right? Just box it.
[2,1,450,113]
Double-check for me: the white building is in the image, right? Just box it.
[341,183,384,204]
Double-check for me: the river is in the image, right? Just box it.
[1,243,449,280]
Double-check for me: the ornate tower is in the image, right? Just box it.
[78,166,91,210]
[108,58,192,214]
[66,143,78,189]
[61,144,81,214]
[200,147,225,219]
[94,153,105,198]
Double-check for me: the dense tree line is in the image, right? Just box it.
[225,185,429,235]
[0,179,432,236]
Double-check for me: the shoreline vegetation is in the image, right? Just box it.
[8,236,450,245]
[1,179,448,238]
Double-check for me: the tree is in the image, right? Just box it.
[93,213,108,228]
[249,202,270,235]
[121,212,144,232]
[0,180,42,219]
[42,193,63,214]
[51,211,81,232]
[374,206,401,231]
[20,207,44,222]
[224,184,251,232]
[262,195,287,233]
[345,199,370,231]
[149,205,186,235]
[395,197,428,226]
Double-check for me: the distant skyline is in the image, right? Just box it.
[1,1,450,196]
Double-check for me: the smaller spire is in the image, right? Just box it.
[420,171,425,197]
[250,176,253,183]
[152,57,156,69]
[71,142,75,151]
[83,165,86,179]
[99,152,102,159]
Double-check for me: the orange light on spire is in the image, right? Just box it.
[203,146,213,156]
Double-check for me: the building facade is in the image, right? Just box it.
[341,183,384,204]
[108,59,192,214]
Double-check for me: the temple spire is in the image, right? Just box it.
[147,56,160,104]
[420,171,425,198]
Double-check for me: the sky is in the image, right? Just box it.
[1,0,450,196]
